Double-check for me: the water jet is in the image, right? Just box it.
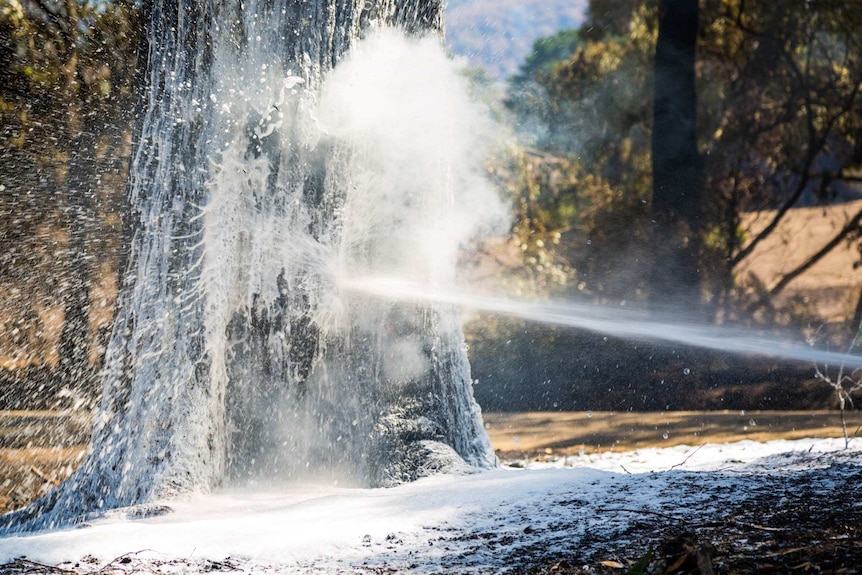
[345,276,862,370]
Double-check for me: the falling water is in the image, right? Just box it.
[1,0,504,532]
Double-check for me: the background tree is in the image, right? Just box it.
[503,2,657,301]
[650,0,702,310]
[468,0,862,411]
[699,0,862,322]
[504,0,862,322]
[0,0,140,398]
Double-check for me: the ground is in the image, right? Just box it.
[516,451,862,574]
[1,412,860,574]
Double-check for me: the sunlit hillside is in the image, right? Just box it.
[444,0,587,79]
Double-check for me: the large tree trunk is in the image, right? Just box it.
[2,0,494,533]
[57,0,96,391]
[650,0,702,311]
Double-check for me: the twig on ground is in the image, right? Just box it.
[733,522,789,532]
[3,558,77,575]
[28,466,52,485]
[668,444,706,471]
[595,507,688,524]
[94,550,157,574]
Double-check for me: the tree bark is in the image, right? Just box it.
[650,0,702,311]
[1,0,493,533]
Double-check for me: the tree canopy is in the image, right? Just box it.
[503,0,862,323]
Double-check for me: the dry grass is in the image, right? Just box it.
[0,446,85,514]
[739,199,862,321]
[484,409,862,457]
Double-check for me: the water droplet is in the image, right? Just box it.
[586,411,593,418]
[683,368,691,375]
[662,432,669,440]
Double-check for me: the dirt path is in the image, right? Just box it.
[484,410,862,457]
[1,410,860,514]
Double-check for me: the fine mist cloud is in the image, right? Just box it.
[316,29,508,287]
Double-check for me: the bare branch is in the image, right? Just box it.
[768,207,862,297]
[732,85,860,267]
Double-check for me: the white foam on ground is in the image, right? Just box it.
[2,436,859,572]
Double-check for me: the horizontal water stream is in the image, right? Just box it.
[345,276,862,369]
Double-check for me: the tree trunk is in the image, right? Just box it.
[2,0,494,533]
[650,0,702,311]
[58,128,96,390]
[57,0,96,389]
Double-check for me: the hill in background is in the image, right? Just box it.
[444,0,587,79]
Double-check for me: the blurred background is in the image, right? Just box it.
[2,0,862,508]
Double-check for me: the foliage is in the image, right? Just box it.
[511,29,583,84]
[501,3,656,301]
[503,0,862,319]
[700,0,862,313]
[468,0,862,405]
[0,0,140,370]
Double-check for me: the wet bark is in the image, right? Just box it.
[1,0,493,534]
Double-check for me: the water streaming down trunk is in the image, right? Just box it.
[2,0,496,532]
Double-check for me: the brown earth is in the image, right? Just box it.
[2,409,860,515]
[484,409,862,458]
[1,410,860,574]
[738,199,862,322]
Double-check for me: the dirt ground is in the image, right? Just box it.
[2,409,860,516]
[484,410,862,458]
[1,410,860,575]
[488,410,862,575]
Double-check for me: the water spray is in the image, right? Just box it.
[344,276,862,370]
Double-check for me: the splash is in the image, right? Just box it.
[1,0,501,533]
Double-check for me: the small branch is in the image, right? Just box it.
[732,521,789,532]
[95,550,158,573]
[595,507,688,524]
[5,558,78,575]
[769,207,862,297]
[29,465,53,485]
[668,444,705,471]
